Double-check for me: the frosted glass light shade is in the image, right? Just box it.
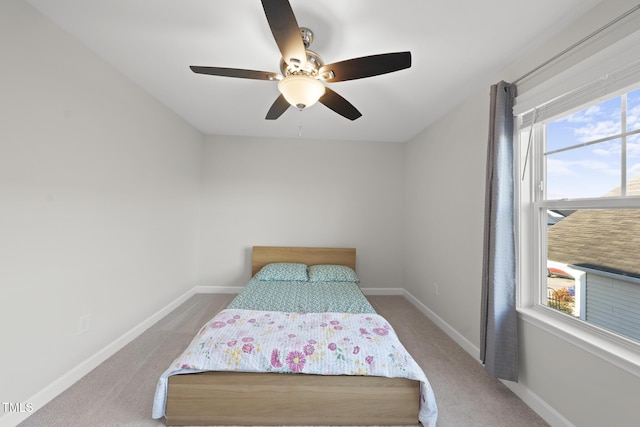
[278,75,325,110]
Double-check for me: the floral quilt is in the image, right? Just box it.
[152,309,438,426]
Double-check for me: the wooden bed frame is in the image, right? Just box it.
[164,246,421,426]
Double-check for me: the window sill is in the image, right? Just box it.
[517,305,640,377]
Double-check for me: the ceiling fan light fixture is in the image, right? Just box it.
[189,0,411,121]
[277,74,325,110]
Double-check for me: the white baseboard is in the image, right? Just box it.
[193,285,243,294]
[401,289,573,427]
[0,287,197,427]
[361,287,404,295]
[402,289,481,360]
[501,381,575,427]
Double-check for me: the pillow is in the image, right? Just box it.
[308,264,359,283]
[254,262,308,281]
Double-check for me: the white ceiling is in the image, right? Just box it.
[26,0,601,142]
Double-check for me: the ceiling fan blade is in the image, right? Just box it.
[261,0,307,68]
[265,94,290,120]
[190,66,279,81]
[319,88,362,121]
[319,52,411,82]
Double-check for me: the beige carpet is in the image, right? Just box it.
[18,294,548,427]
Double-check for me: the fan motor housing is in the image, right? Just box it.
[300,27,314,48]
[280,50,323,77]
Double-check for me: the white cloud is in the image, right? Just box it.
[628,162,640,177]
[564,105,602,123]
[573,120,620,142]
[546,90,640,195]
[546,158,616,177]
[592,147,612,156]
[554,96,636,143]
[546,158,575,176]
[627,104,640,131]
[628,137,640,159]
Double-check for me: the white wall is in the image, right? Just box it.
[404,0,640,426]
[404,90,489,345]
[0,0,203,416]
[198,135,405,289]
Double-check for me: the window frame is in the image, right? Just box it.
[515,70,640,378]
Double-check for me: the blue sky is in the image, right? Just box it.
[545,87,640,200]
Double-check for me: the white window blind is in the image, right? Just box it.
[514,29,640,127]
[519,59,640,128]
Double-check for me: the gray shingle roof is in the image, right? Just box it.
[547,174,640,278]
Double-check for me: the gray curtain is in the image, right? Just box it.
[480,81,518,382]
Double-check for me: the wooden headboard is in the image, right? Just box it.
[251,246,356,277]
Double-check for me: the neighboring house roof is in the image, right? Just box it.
[547,210,565,226]
[547,174,640,278]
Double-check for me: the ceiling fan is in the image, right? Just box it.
[189,0,412,121]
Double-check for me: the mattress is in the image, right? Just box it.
[227,277,376,314]
[152,308,438,426]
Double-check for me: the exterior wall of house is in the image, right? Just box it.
[584,270,640,342]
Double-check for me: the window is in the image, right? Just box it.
[516,41,640,366]
[520,87,640,344]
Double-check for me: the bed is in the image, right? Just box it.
[152,246,437,426]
